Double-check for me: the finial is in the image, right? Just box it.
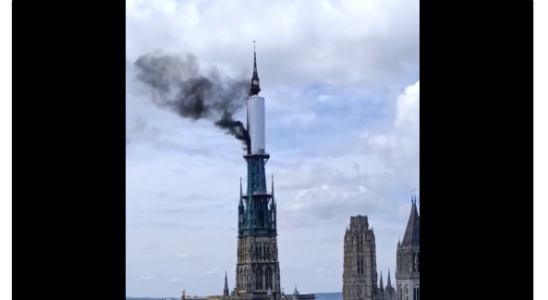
[411,189,416,205]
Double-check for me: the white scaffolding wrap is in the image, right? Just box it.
[247,95,266,154]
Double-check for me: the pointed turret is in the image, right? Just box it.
[239,177,244,204]
[386,268,392,287]
[238,178,244,234]
[223,271,229,296]
[249,41,261,96]
[379,270,384,291]
[271,174,275,206]
[401,193,420,247]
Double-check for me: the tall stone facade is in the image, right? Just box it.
[235,177,281,300]
[342,215,379,300]
[395,197,420,300]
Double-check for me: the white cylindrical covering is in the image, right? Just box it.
[247,95,266,154]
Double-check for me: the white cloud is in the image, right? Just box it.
[126,0,419,297]
[126,0,419,87]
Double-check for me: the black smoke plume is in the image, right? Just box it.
[133,53,251,153]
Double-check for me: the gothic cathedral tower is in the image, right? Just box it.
[395,195,420,300]
[235,44,281,300]
[342,215,379,300]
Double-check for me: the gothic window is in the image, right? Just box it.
[413,286,419,300]
[255,267,264,290]
[398,286,402,300]
[258,210,265,228]
[265,267,273,290]
[356,258,364,274]
[412,253,416,272]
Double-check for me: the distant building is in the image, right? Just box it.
[342,215,379,300]
[341,214,399,300]
[395,196,420,300]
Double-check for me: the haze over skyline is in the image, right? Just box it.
[126,0,419,297]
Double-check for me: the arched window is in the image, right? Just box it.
[398,285,402,300]
[265,267,273,290]
[413,285,420,300]
[256,268,263,290]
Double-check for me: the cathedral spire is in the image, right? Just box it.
[249,41,261,96]
[401,191,420,247]
[386,268,392,287]
[223,271,229,296]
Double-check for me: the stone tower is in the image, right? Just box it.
[342,215,379,300]
[235,46,280,300]
[395,196,420,300]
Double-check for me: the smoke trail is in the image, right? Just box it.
[133,53,251,152]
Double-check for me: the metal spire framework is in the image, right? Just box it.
[235,43,280,300]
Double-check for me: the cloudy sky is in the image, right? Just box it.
[126,0,419,297]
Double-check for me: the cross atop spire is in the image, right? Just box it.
[249,40,261,96]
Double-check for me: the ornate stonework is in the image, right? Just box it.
[342,215,378,300]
